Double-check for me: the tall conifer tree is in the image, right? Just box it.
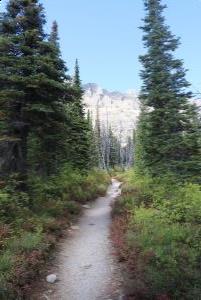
[49,20,59,46]
[86,110,99,168]
[67,60,90,170]
[0,1,71,180]
[0,0,46,180]
[137,0,201,180]
[33,20,70,176]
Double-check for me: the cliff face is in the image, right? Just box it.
[83,83,140,142]
[83,83,201,143]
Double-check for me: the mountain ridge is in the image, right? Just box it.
[83,83,140,143]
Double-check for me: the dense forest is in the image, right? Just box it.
[0,0,201,299]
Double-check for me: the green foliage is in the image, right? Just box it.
[137,0,201,181]
[87,111,100,169]
[128,207,201,299]
[0,190,30,223]
[0,251,14,276]
[7,231,44,254]
[0,251,15,299]
[0,168,110,297]
[154,183,201,224]
[62,201,81,216]
[107,127,121,168]
[0,0,47,177]
[115,170,201,299]
[0,0,94,182]
[66,59,91,170]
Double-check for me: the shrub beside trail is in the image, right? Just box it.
[111,171,201,300]
[0,167,110,299]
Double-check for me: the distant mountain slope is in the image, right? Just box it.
[83,84,200,143]
[83,83,140,142]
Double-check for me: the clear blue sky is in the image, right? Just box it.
[1,0,201,93]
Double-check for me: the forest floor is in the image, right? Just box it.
[30,179,124,300]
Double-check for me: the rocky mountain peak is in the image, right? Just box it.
[83,84,140,142]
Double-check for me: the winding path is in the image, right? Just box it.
[38,179,123,300]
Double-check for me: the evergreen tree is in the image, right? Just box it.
[94,106,105,169]
[108,127,120,168]
[0,0,46,181]
[124,135,134,168]
[33,20,70,176]
[86,110,99,168]
[72,59,85,116]
[49,20,59,46]
[0,0,71,181]
[66,59,90,170]
[137,0,201,180]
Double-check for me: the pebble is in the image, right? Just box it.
[46,274,57,284]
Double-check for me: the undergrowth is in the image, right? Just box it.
[0,166,110,299]
[112,170,201,300]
